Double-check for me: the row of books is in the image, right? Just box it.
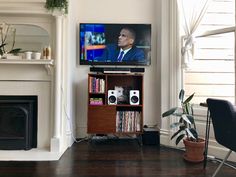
[89,98,103,105]
[89,77,105,93]
[116,111,141,132]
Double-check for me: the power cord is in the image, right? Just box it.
[61,86,90,144]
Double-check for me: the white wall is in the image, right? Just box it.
[67,0,162,138]
[66,0,236,163]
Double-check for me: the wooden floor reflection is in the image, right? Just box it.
[0,138,235,177]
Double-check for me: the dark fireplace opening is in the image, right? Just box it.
[0,96,37,150]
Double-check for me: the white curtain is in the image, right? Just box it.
[177,0,211,69]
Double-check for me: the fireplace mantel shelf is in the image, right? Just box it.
[0,59,54,74]
[0,59,54,65]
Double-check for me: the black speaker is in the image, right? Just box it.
[142,128,160,146]
[90,67,145,73]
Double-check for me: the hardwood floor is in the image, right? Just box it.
[0,138,235,177]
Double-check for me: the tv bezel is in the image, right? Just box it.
[79,23,151,66]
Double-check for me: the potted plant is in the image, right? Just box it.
[162,89,205,162]
[0,23,21,58]
[45,0,68,14]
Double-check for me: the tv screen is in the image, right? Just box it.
[79,23,151,66]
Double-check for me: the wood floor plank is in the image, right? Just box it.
[0,139,235,177]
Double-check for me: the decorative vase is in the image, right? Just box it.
[183,138,205,163]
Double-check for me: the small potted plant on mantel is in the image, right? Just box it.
[0,23,21,58]
[45,0,68,14]
[162,89,205,163]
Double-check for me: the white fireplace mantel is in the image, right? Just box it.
[0,1,71,161]
[0,59,54,65]
[0,59,54,74]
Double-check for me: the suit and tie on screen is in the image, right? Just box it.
[100,27,145,63]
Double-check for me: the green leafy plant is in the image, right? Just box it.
[162,89,199,145]
[45,0,68,14]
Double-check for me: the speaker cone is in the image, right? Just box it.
[131,96,139,103]
[109,95,116,103]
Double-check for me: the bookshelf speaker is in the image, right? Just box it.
[108,90,117,105]
[130,90,139,105]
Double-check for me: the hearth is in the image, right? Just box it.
[0,96,37,150]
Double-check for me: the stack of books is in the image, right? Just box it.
[90,98,103,105]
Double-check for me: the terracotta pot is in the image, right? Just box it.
[183,138,205,163]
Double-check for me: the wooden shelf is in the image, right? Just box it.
[88,104,104,106]
[115,104,143,107]
[89,92,105,95]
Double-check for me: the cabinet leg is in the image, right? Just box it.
[137,134,143,146]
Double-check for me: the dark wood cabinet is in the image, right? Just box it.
[87,73,143,135]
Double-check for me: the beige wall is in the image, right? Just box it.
[67,0,162,137]
[67,0,236,162]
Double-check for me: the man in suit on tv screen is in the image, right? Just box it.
[98,27,145,63]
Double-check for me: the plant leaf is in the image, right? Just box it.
[175,134,185,145]
[9,48,21,54]
[179,125,187,133]
[179,117,184,123]
[186,115,194,124]
[0,43,6,48]
[186,128,196,139]
[0,43,6,55]
[189,128,198,139]
[171,129,183,140]
[181,114,192,124]
[45,0,68,14]
[179,89,185,102]
[183,92,195,104]
[162,107,178,117]
[173,112,183,117]
[185,102,194,116]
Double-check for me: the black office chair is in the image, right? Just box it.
[206,98,236,177]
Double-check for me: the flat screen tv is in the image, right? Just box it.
[79,23,151,66]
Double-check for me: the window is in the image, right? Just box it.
[183,0,235,104]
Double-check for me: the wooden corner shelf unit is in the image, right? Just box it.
[87,73,144,135]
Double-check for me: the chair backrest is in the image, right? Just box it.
[206,98,236,151]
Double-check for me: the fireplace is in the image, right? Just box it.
[0,4,72,160]
[0,96,37,150]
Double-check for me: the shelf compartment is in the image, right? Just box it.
[116,110,142,133]
[87,105,116,133]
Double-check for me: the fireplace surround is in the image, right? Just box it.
[0,1,73,161]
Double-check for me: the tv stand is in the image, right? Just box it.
[90,66,145,73]
[87,73,143,135]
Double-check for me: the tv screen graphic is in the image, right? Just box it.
[79,23,151,66]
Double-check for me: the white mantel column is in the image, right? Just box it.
[51,13,63,152]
